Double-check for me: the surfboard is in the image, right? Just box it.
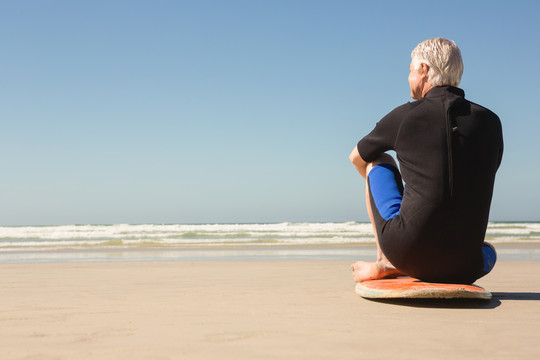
[355,277,491,300]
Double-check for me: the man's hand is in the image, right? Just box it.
[349,146,369,179]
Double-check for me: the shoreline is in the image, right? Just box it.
[1,259,539,359]
[1,242,540,264]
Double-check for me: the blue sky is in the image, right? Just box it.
[1,0,539,225]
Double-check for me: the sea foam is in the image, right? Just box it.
[0,222,538,252]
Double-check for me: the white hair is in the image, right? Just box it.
[411,38,463,87]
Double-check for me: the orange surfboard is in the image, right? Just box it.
[355,277,491,300]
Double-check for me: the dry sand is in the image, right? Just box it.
[1,259,539,359]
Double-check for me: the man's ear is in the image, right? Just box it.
[420,63,430,80]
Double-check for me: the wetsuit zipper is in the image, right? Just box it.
[445,105,455,200]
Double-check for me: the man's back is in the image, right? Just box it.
[396,87,503,216]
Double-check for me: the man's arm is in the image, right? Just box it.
[349,146,369,179]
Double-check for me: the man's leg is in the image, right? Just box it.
[351,154,404,282]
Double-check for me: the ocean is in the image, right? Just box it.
[1,222,539,263]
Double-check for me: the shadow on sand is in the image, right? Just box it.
[365,292,540,309]
[366,297,501,309]
[491,292,540,301]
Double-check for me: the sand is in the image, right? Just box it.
[1,259,540,359]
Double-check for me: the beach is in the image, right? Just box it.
[2,258,540,359]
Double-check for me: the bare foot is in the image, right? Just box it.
[351,260,403,282]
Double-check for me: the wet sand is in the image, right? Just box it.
[1,259,539,359]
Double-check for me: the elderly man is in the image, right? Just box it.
[350,38,503,284]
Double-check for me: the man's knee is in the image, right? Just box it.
[366,153,398,176]
[366,156,403,221]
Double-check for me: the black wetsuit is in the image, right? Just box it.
[357,86,503,283]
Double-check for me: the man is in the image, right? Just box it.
[350,38,503,284]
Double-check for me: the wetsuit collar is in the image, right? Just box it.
[425,86,465,98]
